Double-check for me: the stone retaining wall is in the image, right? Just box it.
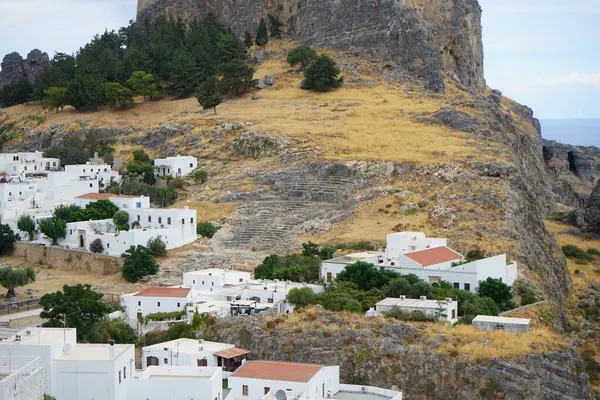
[15,242,123,275]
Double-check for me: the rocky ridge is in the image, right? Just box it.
[136,0,484,93]
[0,49,49,88]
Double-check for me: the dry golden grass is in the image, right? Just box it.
[172,198,237,222]
[426,323,565,360]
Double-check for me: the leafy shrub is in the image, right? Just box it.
[192,169,209,183]
[147,236,167,257]
[89,238,104,254]
[143,310,185,323]
[383,307,437,322]
[197,222,219,238]
[121,245,159,283]
[586,248,600,256]
[287,45,317,68]
[117,224,130,231]
[562,244,593,263]
[255,254,321,283]
[301,55,343,92]
[113,210,129,226]
[170,177,186,189]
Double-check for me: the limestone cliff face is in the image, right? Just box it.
[136,0,485,92]
[0,49,49,88]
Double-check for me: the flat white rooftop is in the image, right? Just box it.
[472,315,531,325]
[136,366,219,380]
[57,344,131,361]
[377,298,454,309]
[144,339,233,354]
[4,328,75,345]
[325,252,382,264]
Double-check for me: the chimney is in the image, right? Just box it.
[109,339,115,359]
[419,296,427,301]
[399,295,406,300]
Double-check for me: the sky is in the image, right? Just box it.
[0,0,598,120]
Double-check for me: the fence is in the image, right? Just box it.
[0,298,42,316]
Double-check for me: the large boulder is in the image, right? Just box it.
[0,49,49,88]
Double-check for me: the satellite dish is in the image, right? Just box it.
[275,390,287,400]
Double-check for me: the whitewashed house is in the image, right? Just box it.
[183,268,252,291]
[472,315,532,333]
[226,360,402,400]
[121,287,192,327]
[321,232,518,292]
[74,193,150,210]
[153,155,198,177]
[60,206,197,256]
[65,162,121,188]
[142,338,249,372]
[375,296,458,324]
[0,327,224,400]
[0,151,60,175]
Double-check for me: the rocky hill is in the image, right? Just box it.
[137,0,484,93]
[0,49,48,88]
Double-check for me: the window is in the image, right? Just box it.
[464,283,471,291]
[264,388,270,395]
[189,163,193,168]
[211,282,215,287]
[136,202,142,208]
[157,302,161,307]
[242,385,248,396]
[118,371,121,383]
[137,215,141,222]
[197,358,208,367]
[69,229,73,235]
[181,218,185,225]
[499,277,502,283]
[177,302,180,307]
[268,298,273,304]
[53,162,56,166]
[451,309,456,319]
[167,217,171,225]
[190,217,194,224]
[83,169,85,173]
[24,166,27,171]
[239,278,243,283]
[164,358,168,364]
[89,183,93,188]
[148,216,151,222]
[138,301,141,306]
[158,217,162,224]
[202,281,204,285]
[123,367,126,379]
[107,243,110,248]
[453,282,459,289]
[193,280,195,284]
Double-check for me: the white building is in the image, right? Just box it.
[153,156,198,177]
[60,206,197,256]
[183,268,252,291]
[142,338,249,372]
[472,315,532,333]
[321,232,518,292]
[65,162,121,188]
[0,151,60,175]
[226,361,402,400]
[375,296,458,324]
[121,287,192,326]
[0,327,224,400]
[74,193,150,210]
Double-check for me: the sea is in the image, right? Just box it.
[541,119,600,148]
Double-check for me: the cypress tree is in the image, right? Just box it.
[255,18,269,48]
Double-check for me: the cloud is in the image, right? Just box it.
[534,73,600,86]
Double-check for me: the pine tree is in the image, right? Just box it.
[68,72,107,111]
[43,87,69,113]
[126,71,159,102]
[255,18,269,48]
[196,76,222,114]
[105,82,134,108]
[244,31,254,48]
[301,55,344,92]
[220,60,257,96]
[268,15,283,38]
[167,50,200,98]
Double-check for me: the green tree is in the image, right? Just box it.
[384,277,413,298]
[220,60,256,96]
[167,50,199,98]
[133,150,151,163]
[197,222,219,238]
[88,318,136,344]
[84,200,120,220]
[40,284,110,340]
[113,210,129,226]
[53,204,84,223]
[0,267,35,298]
[196,76,222,114]
[244,31,254,48]
[287,287,315,309]
[476,277,515,312]
[43,135,89,165]
[192,169,208,183]
[147,236,167,257]
[336,261,398,291]
[43,86,69,113]
[461,296,499,324]
[255,18,269,47]
[39,218,67,245]
[151,186,178,207]
[105,82,134,108]
[268,15,283,38]
[126,71,159,102]
[68,72,107,111]
[301,55,343,92]
[122,245,159,283]
[216,33,248,65]
[17,215,36,240]
[287,45,317,69]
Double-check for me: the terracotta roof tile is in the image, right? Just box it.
[403,246,463,267]
[231,361,322,382]
[134,287,191,298]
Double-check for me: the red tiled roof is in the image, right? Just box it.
[403,246,463,267]
[75,193,113,200]
[231,361,322,382]
[134,288,191,298]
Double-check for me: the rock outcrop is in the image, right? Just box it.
[217,310,593,400]
[136,0,485,93]
[0,49,49,88]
